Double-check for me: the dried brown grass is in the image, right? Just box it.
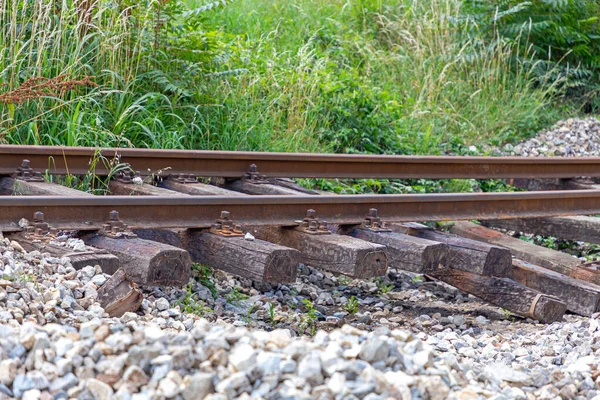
[0,75,97,105]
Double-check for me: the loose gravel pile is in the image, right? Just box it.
[502,118,600,157]
[2,226,600,400]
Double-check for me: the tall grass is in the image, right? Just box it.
[201,0,566,154]
[0,0,571,157]
[0,0,144,145]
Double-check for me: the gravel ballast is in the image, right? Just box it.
[2,227,600,400]
[502,118,600,157]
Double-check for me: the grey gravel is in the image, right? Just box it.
[502,117,600,157]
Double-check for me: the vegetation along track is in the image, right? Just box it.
[3,144,600,324]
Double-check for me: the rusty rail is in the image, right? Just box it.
[2,144,600,179]
[3,190,600,231]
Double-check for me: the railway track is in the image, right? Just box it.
[2,144,600,323]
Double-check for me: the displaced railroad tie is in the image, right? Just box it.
[347,221,448,274]
[250,210,388,279]
[97,268,143,318]
[134,227,301,284]
[264,228,388,279]
[481,216,600,246]
[430,268,567,323]
[510,259,600,317]
[391,223,512,277]
[0,176,83,196]
[109,179,188,197]
[84,232,191,287]
[160,176,247,196]
[8,231,119,274]
[449,221,600,286]
[224,165,309,195]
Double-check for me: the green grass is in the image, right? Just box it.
[198,0,569,155]
[0,0,584,189]
[345,295,359,314]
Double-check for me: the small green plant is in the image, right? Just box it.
[17,273,41,292]
[300,299,318,336]
[178,282,212,316]
[242,304,256,323]
[17,274,35,283]
[193,264,217,299]
[372,276,393,294]
[267,303,276,326]
[345,296,359,315]
[519,234,559,250]
[410,275,424,284]
[227,287,247,304]
[337,275,352,286]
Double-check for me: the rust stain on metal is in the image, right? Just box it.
[3,144,600,179]
[209,211,244,237]
[1,190,600,231]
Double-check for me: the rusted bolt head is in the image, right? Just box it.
[220,211,231,220]
[234,225,242,232]
[306,209,316,219]
[319,221,328,230]
[33,211,44,222]
[109,210,120,221]
[249,164,257,173]
[368,208,378,218]
[21,159,31,168]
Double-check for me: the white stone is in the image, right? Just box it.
[182,373,214,400]
[155,298,170,311]
[229,343,257,372]
[298,352,324,385]
[327,372,346,395]
[86,378,114,400]
[269,329,292,347]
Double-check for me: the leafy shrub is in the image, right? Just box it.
[462,0,600,108]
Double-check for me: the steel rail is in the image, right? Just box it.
[1,144,600,179]
[2,190,600,231]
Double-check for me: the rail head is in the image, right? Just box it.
[1,190,600,231]
[1,144,600,179]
